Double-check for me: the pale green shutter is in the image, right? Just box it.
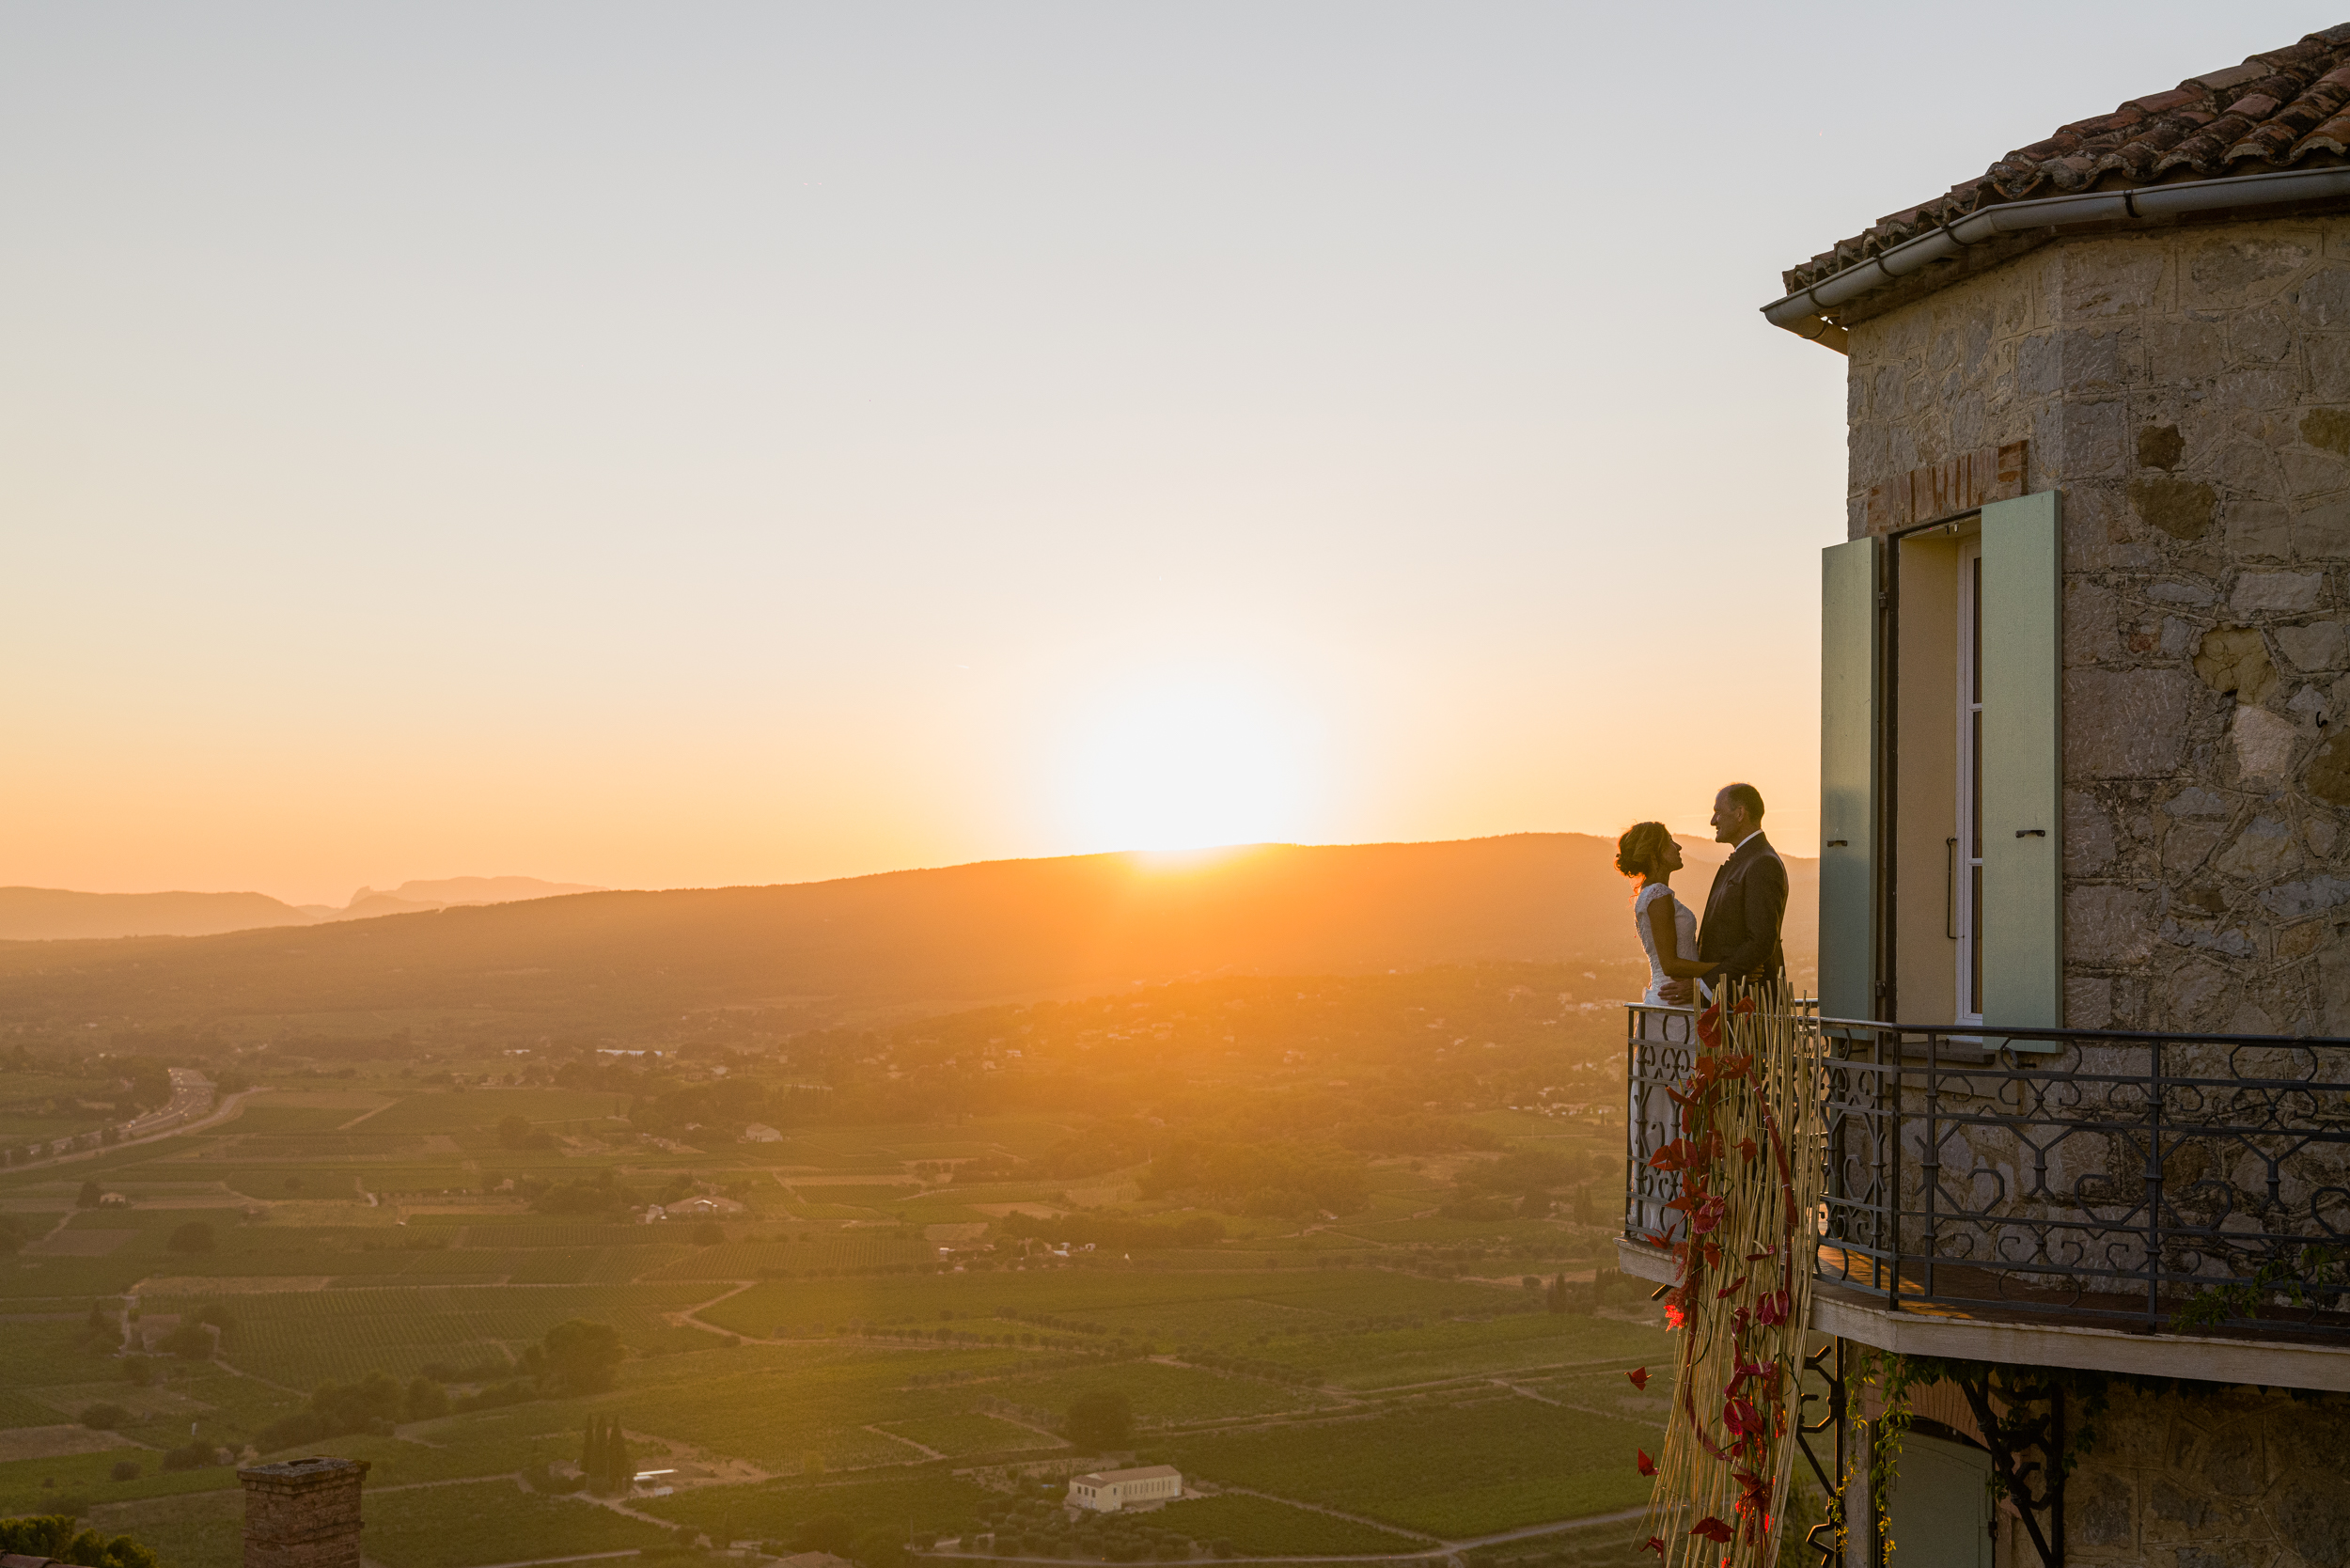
[1819,537,1881,1020]
[1980,492,2062,1028]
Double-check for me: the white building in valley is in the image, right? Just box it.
[1066,1466,1183,1513]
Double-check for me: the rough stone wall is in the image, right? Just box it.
[239,1457,368,1568]
[2060,1383,2350,1568]
[1845,215,2350,1034]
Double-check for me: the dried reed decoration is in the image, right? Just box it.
[1635,981,1826,1568]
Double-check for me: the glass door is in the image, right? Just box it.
[1954,539,1983,1026]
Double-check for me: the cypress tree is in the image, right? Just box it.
[609,1420,634,1491]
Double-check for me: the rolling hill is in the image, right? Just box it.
[0,834,1815,1037]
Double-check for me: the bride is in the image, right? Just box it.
[1616,820,1712,1011]
[1618,820,1708,1245]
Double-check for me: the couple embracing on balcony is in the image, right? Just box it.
[1615,782,1788,1016]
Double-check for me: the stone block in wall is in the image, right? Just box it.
[2231,704,2298,786]
[2184,234,2317,308]
[2225,499,2292,558]
[2065,667,2198,776]
[2068,884,2160,965]
[2060,241,2168,321]
[2295,262,2350,328]
[2293,494,2350,557]
[2307,336,2350,400]
[2130,474,2218,541]
[2213,815,2301,884]
[2069,1466,2138,1551]
[2279,619,2350,670]
[2229,570,2326,614]
[2141,314,2228,384]
[2065,790,2118,873]
[2232,302,2295,363]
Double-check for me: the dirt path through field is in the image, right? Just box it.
[672,1281,760,1339]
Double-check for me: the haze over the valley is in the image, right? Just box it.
[0,834,1813,1035]
[0,877,604,941]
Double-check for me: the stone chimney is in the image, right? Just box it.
[238,1457,369,1568]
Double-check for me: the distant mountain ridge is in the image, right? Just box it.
[0,875,604,941]
[0,887,313,942]
[330,877,607,923]
[0,834,1814,1034]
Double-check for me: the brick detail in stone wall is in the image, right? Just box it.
[1862,441,2029,533]
[239,1457,368,1568]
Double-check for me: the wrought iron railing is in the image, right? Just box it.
[1623,1004,2350,1339]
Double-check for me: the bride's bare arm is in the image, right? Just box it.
[1645,894,1712,979]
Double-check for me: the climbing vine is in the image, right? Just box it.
[1633,985,1826,1568]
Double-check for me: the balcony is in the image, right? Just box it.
[1620,1004,2350,1389]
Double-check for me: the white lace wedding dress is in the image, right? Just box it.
[1633,882,1700,1008]
[1628,881,1698,1243]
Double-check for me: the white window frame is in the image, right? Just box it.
[1954,537,1984,1028]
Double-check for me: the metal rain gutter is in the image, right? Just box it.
[1762,163,2350,353]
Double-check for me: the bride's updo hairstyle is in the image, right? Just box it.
[1615,821,1671,880]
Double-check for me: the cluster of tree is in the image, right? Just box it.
[1034,1119,1155,1178]
[791,1512,907,1568]
[1139,1137,1370,1216]
[0,1516,158,1568]
[496,1115,556,1151]
[524,1169,634,1218]
[254,1321,619,1453]
[580,1415,634,1494]
[152,1303,232,1360]
[254,1371,448,1451]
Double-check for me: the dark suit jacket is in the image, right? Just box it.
[1698,832,1789,982]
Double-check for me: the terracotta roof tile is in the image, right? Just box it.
[1784,24,2350,293]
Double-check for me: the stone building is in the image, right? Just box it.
[1626,23,2350,1568]
[1064,1465,1183,1513]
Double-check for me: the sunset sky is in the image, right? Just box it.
[0,5,2309,906]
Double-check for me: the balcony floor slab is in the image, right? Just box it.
[1615,1238,2350,1392]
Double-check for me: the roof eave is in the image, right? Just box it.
[1761,164,2350,353]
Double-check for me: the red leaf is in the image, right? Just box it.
[1690,1517,1733,1544]
[1745,1247,1776,1262]
[1643,1538,1667,1559]
[1626,1366,1649,1390]
[1715,1274,1747,1299]
[1636,1448,1656,1476]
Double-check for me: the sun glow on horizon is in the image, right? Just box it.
[1058,671,1319,854]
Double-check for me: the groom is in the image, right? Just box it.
[1696,781,1788,998]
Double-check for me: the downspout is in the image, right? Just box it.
[1762,163,2350,353]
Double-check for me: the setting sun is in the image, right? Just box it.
[1058,672,1317,853]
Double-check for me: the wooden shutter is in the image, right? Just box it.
[1979,492,2062,1028]
[1819,536,1881,1021]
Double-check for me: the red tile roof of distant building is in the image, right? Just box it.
[1786,23,2350,293]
